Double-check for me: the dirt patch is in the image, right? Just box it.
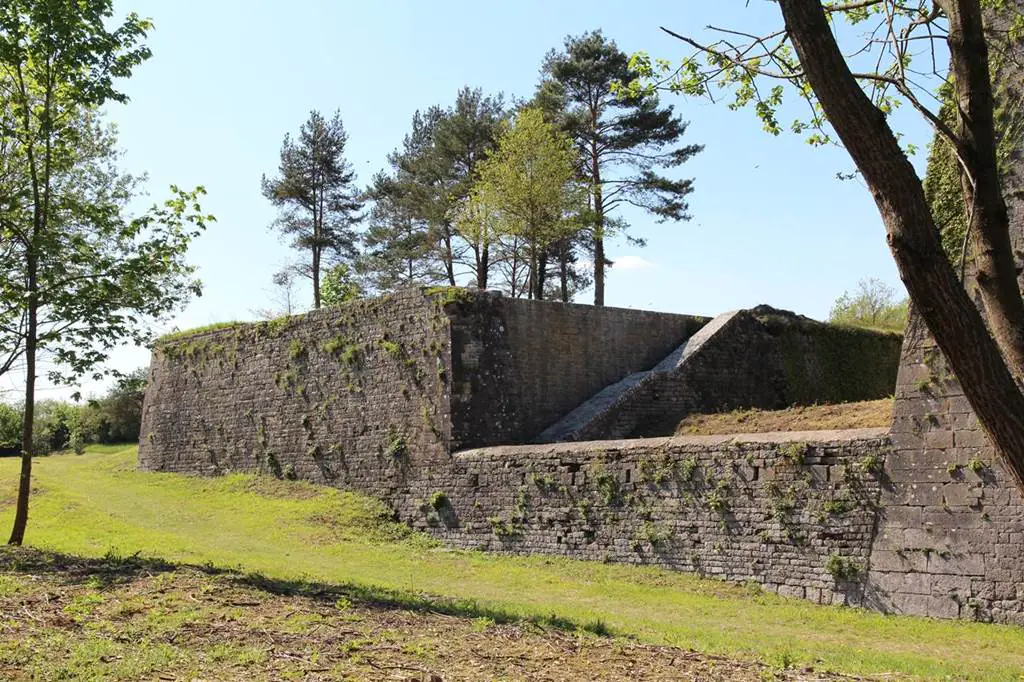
[676,399,893,436]
[0,547,861,681]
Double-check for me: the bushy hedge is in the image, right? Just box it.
[0,368,147,455]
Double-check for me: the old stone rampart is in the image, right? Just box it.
[862,315,1024,624]
[138,289,454,498]
[445,294,709,448]
[145,288,1024,623]
[406,430,888,607]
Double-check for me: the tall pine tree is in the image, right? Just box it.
[541,30,702,305]
[262,110,362,309]
[364,89,506,291]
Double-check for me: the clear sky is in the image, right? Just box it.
[10,0,933,400]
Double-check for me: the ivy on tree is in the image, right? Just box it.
[0,0,212,545]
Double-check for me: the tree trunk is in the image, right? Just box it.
[944,0,1024,378]
[477,242,489,290]
[442,223,457,286]
[528,242,538,300]
[560,240,570,302]
[536,250,548,300]
[312,246,321,310]
[592,152,606,306]
[779,0,1024,492]
[8,259,37,546]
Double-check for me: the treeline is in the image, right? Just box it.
[0,369,146,455]
[262,30,702,313]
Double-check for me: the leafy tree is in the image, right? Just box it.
[320,263,364,306]
[367,108,453,286]
[829,278,909,332]
[626,1,1024,488]
[360,170,445,292]
[0,404,20,451]
[0,1,212,545]
[77,367,147,446]
[434,88,507,288]
[475,108,584,300]
[541,30,702,306]
[262,110,363,309]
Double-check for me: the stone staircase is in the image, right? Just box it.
[534,310,746,443]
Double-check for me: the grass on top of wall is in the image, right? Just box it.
[677,398,894,436]
[0,446,1022,681]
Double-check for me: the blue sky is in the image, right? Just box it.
[16,0,935,399]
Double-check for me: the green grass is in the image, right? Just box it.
[154,320,244,344]
[2,446,1023,680]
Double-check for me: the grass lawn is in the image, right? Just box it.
[0,445,1022,680]
[676,399,894,435]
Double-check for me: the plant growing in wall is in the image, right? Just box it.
[824,553,862,583]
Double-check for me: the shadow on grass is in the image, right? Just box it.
[0,545,613,637]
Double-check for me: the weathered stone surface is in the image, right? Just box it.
[137,286,1024,625]
[867,305,1024,624]
[405,431,887,607]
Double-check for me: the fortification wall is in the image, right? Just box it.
[139,288,1024,624]
[445,294,708,448]
[400,430,889,606]
[138,289,454,497]
[865,315,1024,625]
[542,307,903,442]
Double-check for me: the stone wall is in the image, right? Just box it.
[139,289,454,498]
[540,307,903,442]
[445,293,708,448]
[140,289,709,480]
[754,306,904,406]
[401,430,889,606]
[865,314,1024,625]
[141,287,1024,624]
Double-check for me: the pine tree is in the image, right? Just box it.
[541,30,702,305]
[360,171,445,291]
[365,89,506,291]
[262,110,363,309]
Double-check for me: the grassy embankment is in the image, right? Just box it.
[0,445,1022,681]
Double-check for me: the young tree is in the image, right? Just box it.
[262,110,363,309]
[626,1,1024,488]
[475,108,584,300]
[829,278,909,332]
[0,1,212,545]
[541,30,703,306]
[320,263,364,306]
[252,268,300,320]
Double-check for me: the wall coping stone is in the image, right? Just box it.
[455,427,891,460]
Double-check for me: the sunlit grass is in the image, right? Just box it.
[0,446,1022,680]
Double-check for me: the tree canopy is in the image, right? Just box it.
[625,1,1024,490]
[0,0,211,545]
[541,30,702,306]
[474,108,585,300]
[829,278,909,332]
